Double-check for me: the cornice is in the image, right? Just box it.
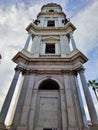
[26,22,76,35]
[22,63,84,75]
[41,3,62,11]
[37,12,66,19]
[12,49,87,75]
[12,49,88,65]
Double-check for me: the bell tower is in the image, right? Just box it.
[0,3,98,130]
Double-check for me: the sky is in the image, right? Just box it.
[0,0,98,121]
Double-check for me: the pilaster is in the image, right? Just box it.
[40,42,45,55]
[28,89,38,130]
[60,35,66,57]
[34,36,41,57]
[41,17,45,27]
[55,43,60,55]
[44,19,47,27]
[16,74,35,130]
[64,74,77,129]
[58,17,61,27]
[63,35,70,54]
[11,74,30,130]
[60,89,67,130]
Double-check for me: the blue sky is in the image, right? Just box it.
[0,0,98,121]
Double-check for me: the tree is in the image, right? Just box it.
[88,80,98,100]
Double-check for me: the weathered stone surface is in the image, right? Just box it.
[0,3,97,130]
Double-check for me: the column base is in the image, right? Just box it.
[0,122,10,130]
[89,124,98,130]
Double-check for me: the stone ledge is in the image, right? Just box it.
[0,122,10,130]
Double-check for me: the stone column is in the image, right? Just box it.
[60,35,66,57]
[63,35,70,54]
[69,32,77,49]
[34,36,41,57]
[75,76,88,128]
[24,33,32,50]
[0,66,22,126]
[79,69,98,125]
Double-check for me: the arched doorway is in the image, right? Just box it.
[39,79,59,90]
[36,79,61,130]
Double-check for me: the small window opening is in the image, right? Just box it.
[43,128,57,130]
[47,20,55,27]
[46,44,55,54]
[49,9,54,12]
[43,129,52,130]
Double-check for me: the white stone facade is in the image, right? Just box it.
[0,3,98,130]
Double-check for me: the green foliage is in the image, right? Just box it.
[88,79,98,100]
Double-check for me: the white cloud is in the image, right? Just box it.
[71,1,98,80]
[0,3,42,111]
[72,1,98,54]
[85,55,98,80]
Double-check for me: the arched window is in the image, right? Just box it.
[39,79,59,90]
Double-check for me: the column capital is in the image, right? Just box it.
[69,31,73,34]
[15,62,26,72]
[69,70,77,76]
[77,67,85,73]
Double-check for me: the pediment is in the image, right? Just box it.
[42,36,59,41]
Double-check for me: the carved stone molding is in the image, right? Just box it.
[15,62,26,72]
